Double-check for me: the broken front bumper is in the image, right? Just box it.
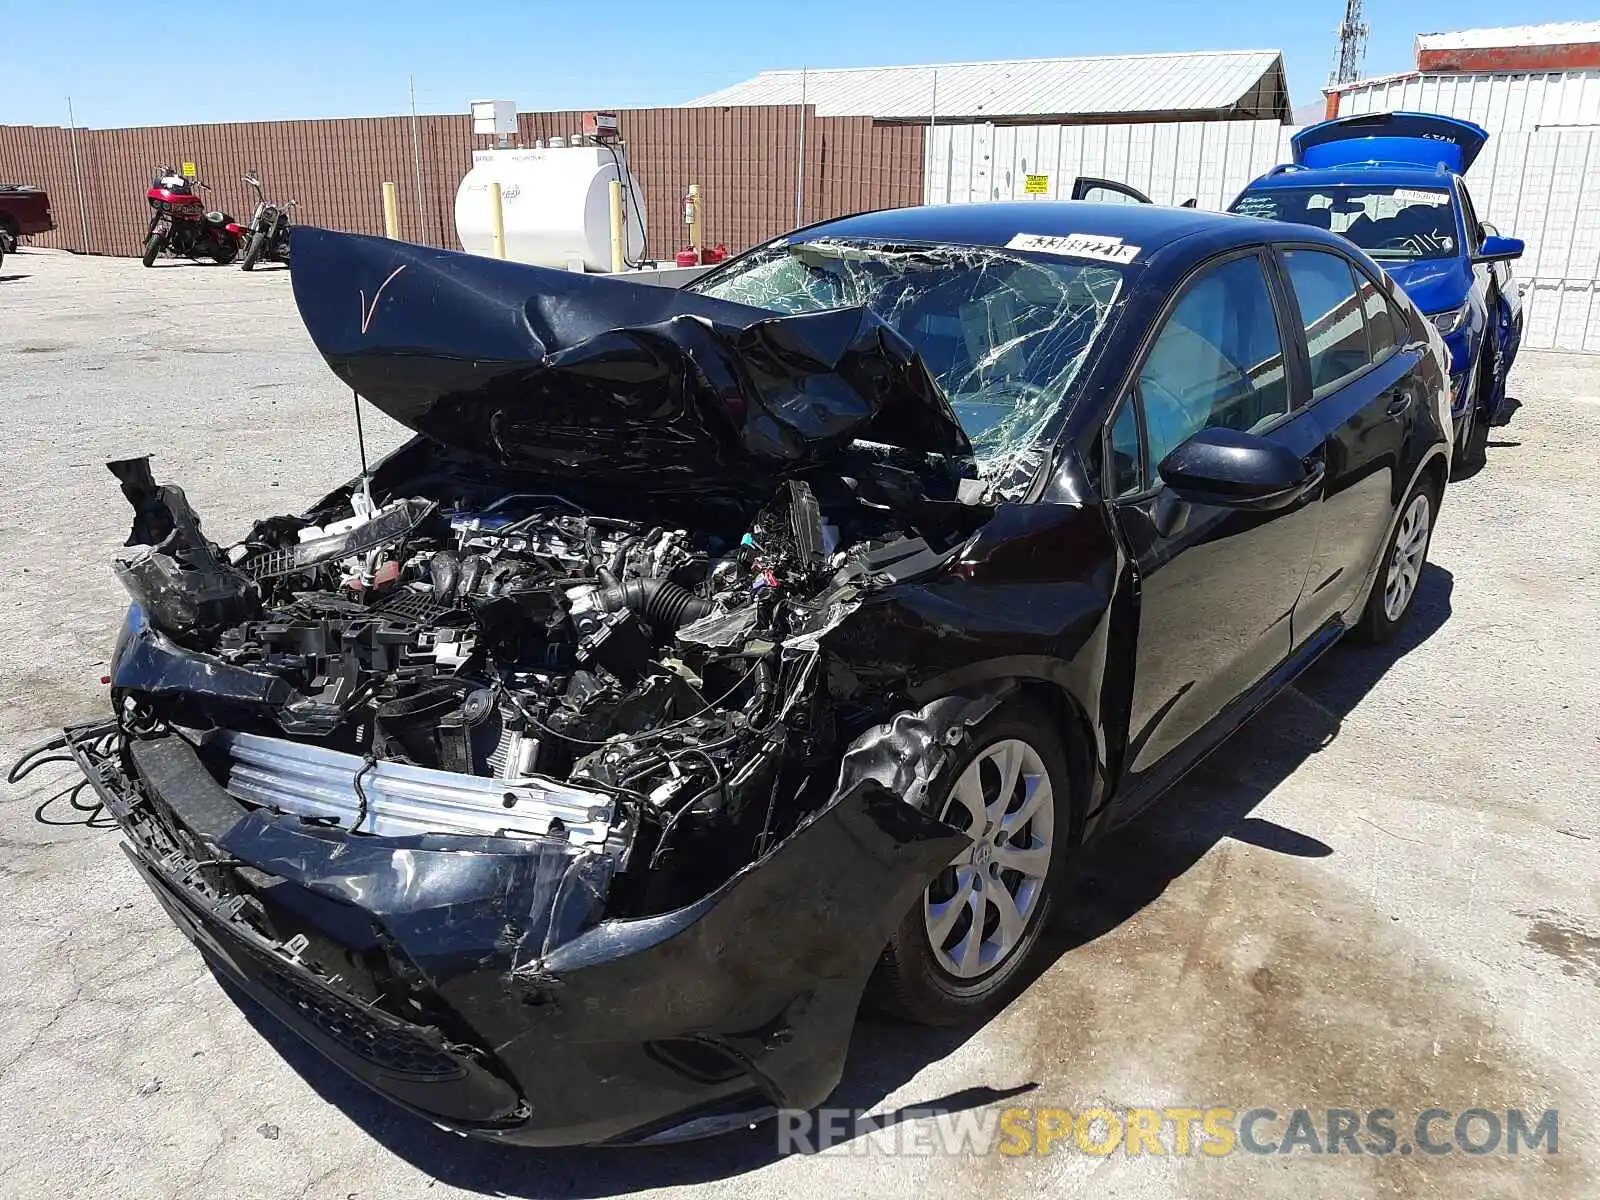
[33,723,965,1146]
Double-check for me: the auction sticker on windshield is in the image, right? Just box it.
[1006,232,1141,264]
[1392,189,1451,206]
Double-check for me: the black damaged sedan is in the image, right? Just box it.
[16,202,1453,1145]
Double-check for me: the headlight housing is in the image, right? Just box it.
[1430,305,1469,335]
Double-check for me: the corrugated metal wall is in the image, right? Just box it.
[1467,128,1600,351]
[928,118,1290,209]
[927,118,1600,351]
[1334,71,1600,132]
[0,106,924,261]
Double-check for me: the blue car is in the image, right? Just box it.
[1227,113,1525,473]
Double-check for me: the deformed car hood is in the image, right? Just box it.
[289,228,971,494]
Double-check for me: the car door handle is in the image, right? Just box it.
[1386,390,1414,417]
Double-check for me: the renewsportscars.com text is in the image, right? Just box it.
[777,1105,1559,1157]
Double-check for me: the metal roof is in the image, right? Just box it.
[1417,22,1600,52]
[688,51,1289,123]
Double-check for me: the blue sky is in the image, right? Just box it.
[7,0,1598,128]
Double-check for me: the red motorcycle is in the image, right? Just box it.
[142,168,242,266]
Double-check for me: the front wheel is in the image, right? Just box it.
[240,230,267,270]
[1351,476,1439,644]
[869,699,1073,1025]
[141,233,164,267]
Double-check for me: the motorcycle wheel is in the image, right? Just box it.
[141,234,164,267]
[211,237,239,266]
[241,231,268,271]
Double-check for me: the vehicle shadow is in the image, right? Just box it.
[223,564,1454,1196]
[0,275,26,283]
[1051,561,1453,957]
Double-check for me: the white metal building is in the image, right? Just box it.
[1327,21,1600,133]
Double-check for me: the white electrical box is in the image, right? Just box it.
[470,99,518,136]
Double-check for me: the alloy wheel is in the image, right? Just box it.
[1383,493,1431,621]
[924,738,1055,980]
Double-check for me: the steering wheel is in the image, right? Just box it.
[1376,235,1424,254]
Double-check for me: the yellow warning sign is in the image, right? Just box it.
[1024,174,1050,195]
[181,161,198,179]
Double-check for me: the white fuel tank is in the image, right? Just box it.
[454,145,647,272]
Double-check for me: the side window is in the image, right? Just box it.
[1135,254,1289,476]
[1283,249,1372,393]
[1108,395,1143,497]
[1353,269,1398,359]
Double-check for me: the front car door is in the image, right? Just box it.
[1103,249,1325,782]
[1454,179,1496,366]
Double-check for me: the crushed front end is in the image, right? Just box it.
[29,449,988,1144]
[16,228,1029,1144]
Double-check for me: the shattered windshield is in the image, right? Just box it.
[689,239,1123,479]
[1231,185,1459,261]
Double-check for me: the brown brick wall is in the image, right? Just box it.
[0,106,925,260]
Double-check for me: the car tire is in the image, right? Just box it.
[1350,475,1439,645]
[141,234,163,267]
[869,699,1073,1026]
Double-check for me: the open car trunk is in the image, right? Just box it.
[1290,112,1489,174]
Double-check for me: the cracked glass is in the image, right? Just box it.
[690,239,1124,494]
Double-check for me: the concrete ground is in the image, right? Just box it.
[1,247,1596,1200]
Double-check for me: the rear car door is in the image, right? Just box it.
[1104,249,1325,778]
[1271,246,1424,633]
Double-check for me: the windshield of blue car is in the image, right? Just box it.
[1231,185,1459,261]
[687,238,1124,479]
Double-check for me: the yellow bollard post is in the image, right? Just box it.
[489,181,506,259]
[382,181,400,239]
[608,179,625,274]
[688,183,702,262]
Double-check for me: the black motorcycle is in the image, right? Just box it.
[142,168,241,266]
[239,171,296,270]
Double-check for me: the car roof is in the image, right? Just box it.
[793,201,1287,256]
[792,200,1373,268]
[1241,164,1460,191]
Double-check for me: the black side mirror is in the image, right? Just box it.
[1157,426,1322,511]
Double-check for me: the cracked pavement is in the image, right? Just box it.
[1,248,1596,1199]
